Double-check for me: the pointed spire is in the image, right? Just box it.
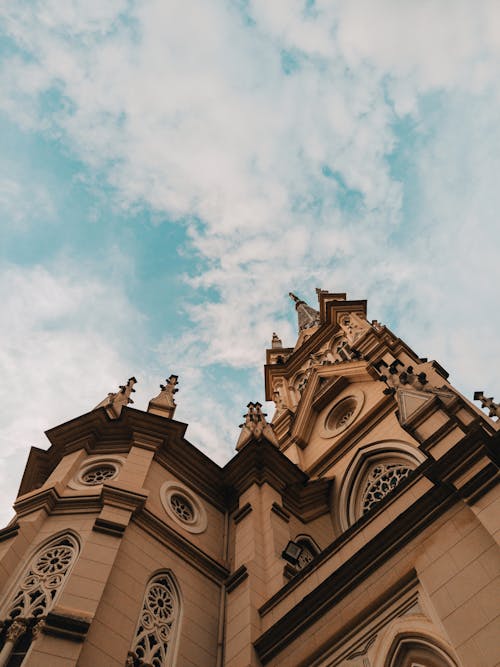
[148,374,179,419]
[236,401,279,450]
[289,292,320,332]
[94,376,137,419]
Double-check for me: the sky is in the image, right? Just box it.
[0,1,499,526]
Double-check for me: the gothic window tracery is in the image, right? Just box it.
[361,463,412,515]
[4,534,79,621]
[170,494,194,523]
[128,572,180,667]
[0,533,79,665]
[81,463,117,485]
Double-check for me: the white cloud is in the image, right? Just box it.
[0,0,499,521]
[0,176,54,229]
[0,258,144,525]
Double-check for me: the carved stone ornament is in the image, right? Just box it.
[474,391,500,419]
[6,619,27,642]
[236,402,279,450]
[129,574,180,667]
[6,535,79,621]
[373,358,454,425]
[148,374,179,419]
[94,376,137,419]
[31,619,46,640]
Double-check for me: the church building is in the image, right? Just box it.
[0,289,498,666]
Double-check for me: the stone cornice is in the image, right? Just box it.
[101,482,148,513]
[223,438,308,500]
[282,478,331,522]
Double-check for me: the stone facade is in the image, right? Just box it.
[0,290,498,667]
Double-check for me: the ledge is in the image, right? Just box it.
[233,502,253,524]
[0,522,19,542]
[225,565,249,593]
[43,609,92,642]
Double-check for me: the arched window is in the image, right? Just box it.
[361,462,412,515]
[0,533,79,665]
[338,442,425,530]
[386,638,459,667]
[127,572,181,667]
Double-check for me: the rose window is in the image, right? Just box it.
[170,494,194,522]
[336,408,354,428]
[324,396,359,434]
[147,582,175,623]
[361,463,412,514]
[33,545,74,576]
[81,464,117,485]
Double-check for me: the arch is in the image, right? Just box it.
[0,531,80,665]
[128,570,182,667]
[372,615,460,667]
[337,441,426,531]
[0,530,81,620]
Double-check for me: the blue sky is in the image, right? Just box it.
[1,1,499,524]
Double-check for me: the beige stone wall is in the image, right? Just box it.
[143,459,226,562]
[260,494,500,667]
[77,523,222,667]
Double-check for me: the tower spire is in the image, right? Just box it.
[289,292,320,332]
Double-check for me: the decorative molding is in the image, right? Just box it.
[225,565,249,593]
[271,502,290,522]
[0,522,19,542]
[306,394,398,478]
[233,502,253,524]
[101,482,148,513]
[43,608,92,642]
[224,439,307,498]
[93,517,127,537]
[13,486,61,517]
[283,478,331,522]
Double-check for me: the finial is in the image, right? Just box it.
[236,401,279,450]
[289,292,303,307]
[474,391,500,419]
[94,376,137,419]
[148,374,179,419]
[271,332,282,348]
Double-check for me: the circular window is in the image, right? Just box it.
[81,464,117,486]
[160,481,207,534]
[320,390,364,438]
[170,494,195,523]
[68,456,125,490]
